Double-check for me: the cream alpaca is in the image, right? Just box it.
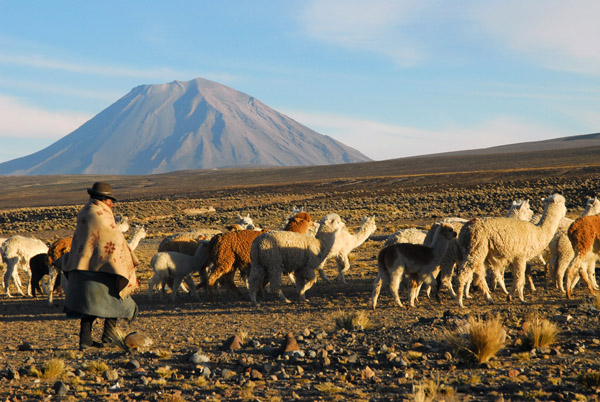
[248,213,345,305]
[371,223,457,309]
[456,193,566,308]
[1,235,48,297]
[318,216,377,283]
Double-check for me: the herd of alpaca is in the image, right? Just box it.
[2,194,600,309]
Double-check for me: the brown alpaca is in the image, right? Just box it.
[565,215,600,298]
[45,237,72,303]
[204,229,266,294]
[284,212,314,233]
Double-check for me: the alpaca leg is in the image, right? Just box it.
[48,268,58,304]
[184,275,200,299]
[408,275,420,308]
[585,255,599,290]
[565,255,585,299]
[370,273,384,310]
[170,276,184,302]
[147,275,158,298]
[269,268,289,303]
[296,269,317,302]
[336,255,350,283]
[3,258,17,297]
[508,259,527,303]
[317,266,332,283]
[439,261,457,298]
[526,264,536,292]
[248,265,266,305]
[389,267,405,308]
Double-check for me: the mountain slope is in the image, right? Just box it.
[0,78,371,175]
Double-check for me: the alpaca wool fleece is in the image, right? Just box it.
[65,199,139,298]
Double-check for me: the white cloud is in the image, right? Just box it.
[0,95,91,139]
[465,1,600,75]
[283,109,567,160]
[300,0,429,66]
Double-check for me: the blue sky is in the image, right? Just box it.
[1,0,599,164]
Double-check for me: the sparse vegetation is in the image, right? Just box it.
[520,314,559,349]
[334,310,371,331]
[444,314,506,364]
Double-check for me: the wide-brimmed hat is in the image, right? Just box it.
[87,182,117,201]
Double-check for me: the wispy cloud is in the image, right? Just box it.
[469,0,600,75]
[299,0,429,67]
[282,109,567,160]
[299,0,600,75]
[0,95,91,139]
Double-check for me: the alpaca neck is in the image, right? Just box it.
[315,229,341,260]
[536,203,565,240]
[128,229,145,251]
[352,222,375,248]
[429,234,452,264]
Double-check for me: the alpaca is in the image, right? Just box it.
[1,235,48,297]
[29,253,61,297]
[284,211,318,234]
[128,225,147,251]
[202,229,267,295]
[318,216,377,283]
[114,214,130,233]
[226,213,258,231]
[455,193,566,308]
[547,197,600,292]
[371,223,457,309]
[44,237,72,303]
[248,213,346,305]
[148,240,210,301]
[564,214,600,298]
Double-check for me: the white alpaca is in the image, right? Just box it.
[227,213,258,231]
[384,228,428,247]
[128,225,147,251]
[248,213,346,305]
[456,193,566,308]
[114,214,130,233]
[371,223,457,309]
[1,235,48,297]
[547,197,600,292]
[318,216,377,283]
[148,240,210,302]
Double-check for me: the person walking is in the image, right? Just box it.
[63,182,139,350]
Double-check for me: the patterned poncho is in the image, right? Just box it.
[65,199,139,298]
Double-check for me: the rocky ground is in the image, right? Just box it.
[1,172,600,402]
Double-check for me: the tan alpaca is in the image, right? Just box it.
[565,215,600,298]
[370,223,457,309]
[456,194,566,308]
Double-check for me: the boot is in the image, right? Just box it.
[79,316,103,350]
[102,318,118,344]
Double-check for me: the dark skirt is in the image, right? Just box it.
[64,270,137,321]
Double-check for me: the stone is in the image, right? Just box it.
[125,359,141,370]
[221,335,243,351]
[189,352,210,364]
[250,369,263,380]
[221,368,237,380]
[552,314,573,323]
[124,332,153,350]
[361,366,375,380]
[53,381,69,396]
[103,369,119,381]
[280,332,300,354]
[17,342,32,351]
[508,369,520,378]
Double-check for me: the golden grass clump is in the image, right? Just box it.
[31,359,65,380]
[412,374,455,402]
[84,360,109,374]
[520,315,559,349]
[334,310,371,331]
[579,371,600,388]
[444,314,506,364]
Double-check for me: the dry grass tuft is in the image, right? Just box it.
[579,371,600,388]
[334,310,371,331]
[85,360,109,374]
[39,358,66,380]
[444,314,506,364]
[520,314,559,349]
[412,373,455,402]
[107,327,130,353]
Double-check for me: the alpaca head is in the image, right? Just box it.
[506,199,533,221]
[584,197,600,216]
[317,213,345,234]
[438,223,458,240]
[542,193,567,218]
[235,214,255,230]
[115,215,130,233]
[361,216,377,234]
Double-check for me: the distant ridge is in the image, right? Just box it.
[0,78,371,175]
[433,132,600,156]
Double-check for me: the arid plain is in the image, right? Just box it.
[1,148,600,401]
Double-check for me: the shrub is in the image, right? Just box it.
[520,315,559,349]
[444,314,506,363]
[334,310,370,331]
